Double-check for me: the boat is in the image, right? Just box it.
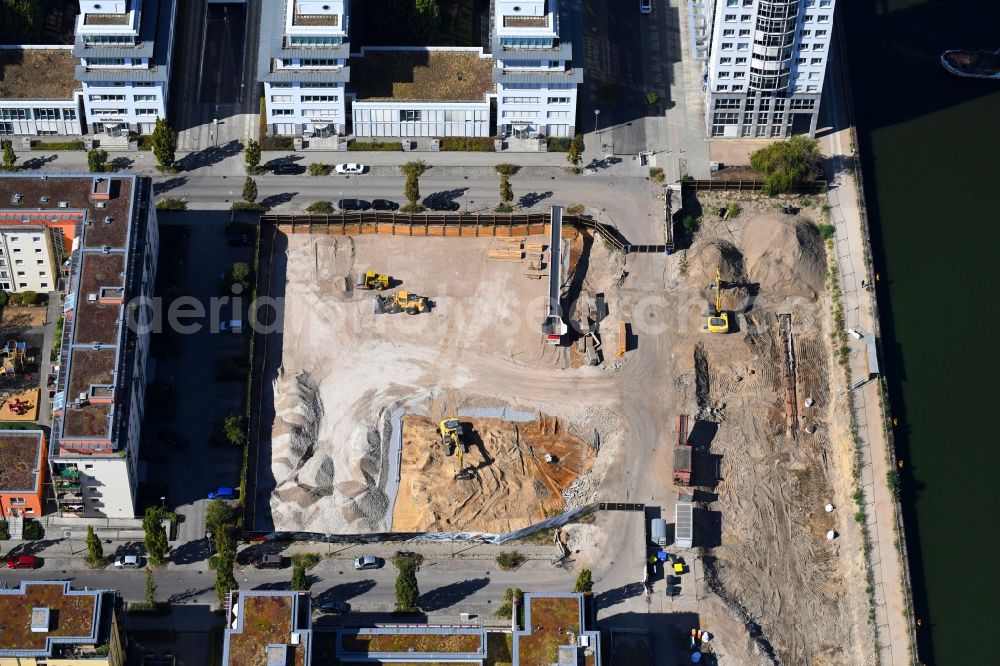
[941,48,1000,80]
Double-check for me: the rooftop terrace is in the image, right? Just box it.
[83,13,131,26]
[0,430,44,492]
[0,49,79,100]
[351,50,494,102]
[0,582,99,655]
[516,595,587,666]
[225,593,310,666]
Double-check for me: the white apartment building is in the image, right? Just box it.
[0,223,60,293]
[0,49,84,137]
[706,0,835,138]
[0,175,158,519]
[493,0,581,139]
[74,0,178,136]
[258,0,351,137]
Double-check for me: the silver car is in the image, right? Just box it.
[114,555,141,568]
[354,555,381,570]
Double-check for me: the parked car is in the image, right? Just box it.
[639,0,652,13]
[114,555,141,569]
[338,198,371,211]
[335,163,366,175]
[219,320,244,334]
[371,199,399,211]
[273,163,305,175]
[159,428,190,450]
[5,554,38,569]
[253,554,285,569]
[208,487,236,500]
[424,197,460,212]
[354,555,382,570]
[316,599,350,614]
[227,234,253,247]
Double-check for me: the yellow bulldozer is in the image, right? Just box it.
[439,419,474,480]
[706,268,730,334]
[356,270,390,290]
[374,291,428,315]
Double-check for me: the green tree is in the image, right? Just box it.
[499,174,513,206]
[1,140,16,170]
[145,567,157,605]
[244,138,261,173]
[573,569,594,593]
[142,507,169,565]
[291,563,309,591]
[87,148,108,173]
[214,556,238,605]
[242,176,258,204]
[0,0,44,40]
[414,0,440,40]
[749,135,822,196]
[151,117,176,170]
[566,135,583,169]
[401,160,430,178]
[645,91,660,105]
[495,163,521,177]
[223,414,247,447]
[85,525,105,567]
[404,173,421,209]
[306,200,334,214]
[394,558,420,611]
[205,499,234,532]
[214,523,236,561]
[231,261,250,285]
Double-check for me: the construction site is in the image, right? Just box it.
[253,194,875,663]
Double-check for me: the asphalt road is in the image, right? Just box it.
[200,4,248,104]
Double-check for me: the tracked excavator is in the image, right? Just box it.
[439,419,474,480]
[706,269,730,334]
[374,291,428,315]
[356,270,390,290]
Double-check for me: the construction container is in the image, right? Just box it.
[675,502,694,549]
[651,518,668,547]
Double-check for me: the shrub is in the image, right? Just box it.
[404,173,420,208]
[749,135,822,195]
[260,136,294,151]
[401,203,424,213]
[394,558,420,611]
[18,290,45,306]
[155,197,187,211]
[151,117,176,171]
[725,202,741,219]
[494,203,514,213]
[306,200,335,214]
[401,160,430,178]
[818,222,836,240]
[291,564,309,591]
[22,519,43,540]
[87,149,108,173]
[348,140,403,151]
[495,163,521,177]
[242,177,258,204]
[886,469,902,502]
[645,91,660,105]
[495,551,525,570]
[307,163,333,176]
[145,568,157,605]
[291,553,323,570]
[231,201,269,213]
[680,214,700,235]
[649,167,665,183]
[573,569,594,593]
[244,138,261,173]
[231,261,250,287]
[547,137,572,152]
[438,137,494,151]
[30,139,85,151]
[223,414,247,447]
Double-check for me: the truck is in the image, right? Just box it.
[673,414,693,486]
[675,501,694,549]
[651,518,668,547]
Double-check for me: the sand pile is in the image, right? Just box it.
[741,216,826,300]
[392,415,594,533]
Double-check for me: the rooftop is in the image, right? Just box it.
[292,14,340,27]
[515,595,586,666]
[225,592,310,666]
[83,13,131,26]
[0,430,45,493]
[0,582,100,656]
[0,49,79,100]
[341,629,484,655]
[351,50,494,102]
[503,15,550,28]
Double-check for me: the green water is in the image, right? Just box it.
[845,1,1000,663]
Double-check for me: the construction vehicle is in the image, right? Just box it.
[374,291,428,315]
[356,270,390,291]
[673,414,693,486]
[706,269,729,334]
[453,447,475,481]
[439,419,474,480]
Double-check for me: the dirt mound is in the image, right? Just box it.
[742,216,825,300]
[392,415,594,533]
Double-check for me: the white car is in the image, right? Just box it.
[114,555,140,569]
[639,0,652,13]
[335,163,366,175]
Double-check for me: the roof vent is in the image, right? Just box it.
[103,216,113,225]
[40,196,49,204]
[11,194,21,204]
[95,201,106,209]
[58,201,69,208]
[30,608,50,633]
[102,245,112,254]
[87,293,98,303]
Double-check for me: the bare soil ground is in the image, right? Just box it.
[268,233,626,533]
[667,193,874,664]
[393,414,593,532]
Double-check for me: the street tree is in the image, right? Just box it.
[145,568,157,605]
[573,569,594,593]
[749,135,821,195]
[142,507,169,565]
[85,525,105,567]
[215,556,238,605]
[1,140,16,170]
[394,558,420,611]
[567,135,583,170]
[151,117,176,171]
[404,173,421,211]
[291,564,308,591]
[87,148,108,173]
[244,138,261,173]
[242,176,258,204]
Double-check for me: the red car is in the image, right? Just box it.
[5,554,38,569]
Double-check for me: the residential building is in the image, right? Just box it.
[0,49,84,137]
[222,591,313,666]
[351,49,494,138]
[0,430,47,519]
[0,580,125,665]
[0,174,158,519]
[706,0,836,138]
[74,0,178,136]
[0,211,75,293]
[492,0,582,139]
[258,0,351,137]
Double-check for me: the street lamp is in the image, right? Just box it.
[594,109,601,135]
[159,496,165,508]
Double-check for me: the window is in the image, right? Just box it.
[89,94,125,101]
[0,283,8,290]
[16,271,25,276]
[716,85,729,92]
[307,109,339,117]
[740,14,751,21]
[732,84,744,91]
[288,35,343,47]
[547,97,571,104]
[36,259,44,265]
[271,109,293,116]
[271,95,293,103]
[84,464,94,469]
[18,283,26,288]
[32,236,40,242]
[92,109,127,115]
[136,109,157,116]
[813,43,825,50]
[734,71,746,78]
[735,57,747,64]
[737,42,749,51]
[87,57,126,66]
[0,123,12,135]
[34,248,41,253]
[40,283,48,288]
[801,30,812,37]
[722,42,733,51]
[14,259,22,264]
[808,72,820,80]
[725,14,736,21]
[399,110,421,122]
[723,29,735,37]
[800,42,811,51]
[0,272,6,279]
[33,108,60,120]
[816,30,828,37]
[718,71,730,79]
[797,57,807,65]
[719,57,732,64]
[504,97,540,104]
[738,29,750,37]
[811,58,823,65]
[301,95,338,102]
[10,497,24,505]
[820,0,832,7]
[299,59,338,67]
[133,94,156,102]
[714,98,741,109]
[269,83,293,88]
[726,0,737,6]
[818,14,830,22]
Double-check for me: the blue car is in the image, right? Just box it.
[208,487,236,500]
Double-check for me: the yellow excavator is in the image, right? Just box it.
[374,291,428,315]
[439,419,474,480]
[706,269,730,334]
[356,270,390,290]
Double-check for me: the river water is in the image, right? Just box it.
[844,1,1000,663]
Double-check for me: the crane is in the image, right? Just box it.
[706,269,730,334]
